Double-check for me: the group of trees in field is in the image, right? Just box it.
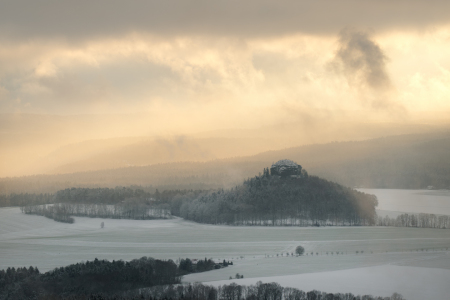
[22,202,171,222]
[16,187,188,222]
[21,203,74,223]
[178,258,230,274]
[377,213,450,229]
[177,172,378,226]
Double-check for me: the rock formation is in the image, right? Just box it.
[270,159,302,177]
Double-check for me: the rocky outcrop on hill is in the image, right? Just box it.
[270,159,302,176]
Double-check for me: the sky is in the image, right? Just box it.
[1,0,450,177]
[1,0,449,120]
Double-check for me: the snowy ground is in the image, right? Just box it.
[183,251,450,281]
[2,207,450,272]
[201,265,450,300]
[1,189,450,298]
[360,188,450,215]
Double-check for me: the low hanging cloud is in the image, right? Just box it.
[330,29,404,112]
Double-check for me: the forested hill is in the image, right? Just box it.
[176,165,378,226]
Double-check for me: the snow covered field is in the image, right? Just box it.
[201,265,450,300]
[359,188,450,215]
[2,207,450,272]
[1,189,450,298]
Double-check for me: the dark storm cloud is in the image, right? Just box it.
[330,29,406,112]
[335,29,392,90]
[1,0,450,40]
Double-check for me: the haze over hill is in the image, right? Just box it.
[49,121,441,175]
[2,129,449,195]
[0,112,445,178]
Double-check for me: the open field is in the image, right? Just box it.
[360,188,450,215]
[182,251,450,281]
[200,265,450,300]
[1,207,450,273]
[2,189,450,298]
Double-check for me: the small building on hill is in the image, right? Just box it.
[270,159,302,177]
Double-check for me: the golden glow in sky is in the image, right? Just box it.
[0,0,449,118]
[1,0,450,177]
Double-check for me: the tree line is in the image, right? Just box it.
[136,282,405,300]
[21,202,171,223]
[2,186,204,208]
[16,187,205,223]
[21,203,75,223]
[377,213,450,229]
[9,178,450,229]
[83,281,404,300]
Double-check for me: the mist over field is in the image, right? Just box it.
[1,1,450,299]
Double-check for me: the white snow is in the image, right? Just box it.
[2,206,450,272]
[2,188,450,298]
[203,265,450,300]
[359,189,450,215]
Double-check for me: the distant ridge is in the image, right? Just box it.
[1,131,450,194]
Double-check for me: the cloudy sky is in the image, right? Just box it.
[1,0,450,127]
